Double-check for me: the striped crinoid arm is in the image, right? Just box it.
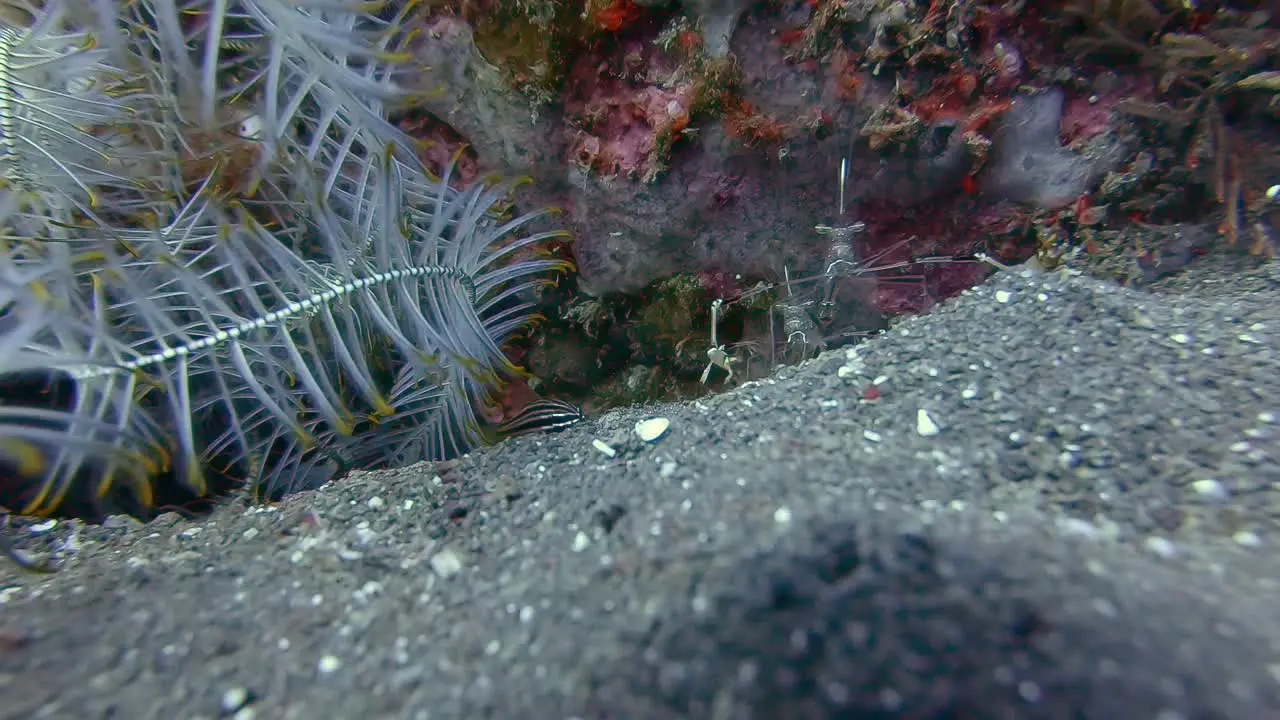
[306,148,575,484]
[0,146,572,517]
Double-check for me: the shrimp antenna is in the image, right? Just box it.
[839,157,848,217]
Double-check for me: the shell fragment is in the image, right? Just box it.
[592,439,617,457]
[916,409,941,437]
[634,417,671,443]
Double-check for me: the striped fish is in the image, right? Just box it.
[496,398,585,439]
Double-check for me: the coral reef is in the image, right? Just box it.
[399,13,565,178]
[982,89,1113,207]
[679,0,755,58]
[389,0,1280,413]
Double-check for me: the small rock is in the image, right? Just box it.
[220,687,252,714]
[1058,517,1098,537]
[1233,530,1262,548]
[981,89,1111,209]
[1191,478,1229,501]
[429,548,465,578]
[1144,535,1178,559]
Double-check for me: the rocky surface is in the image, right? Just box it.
[397,5,1140,297]
[3,252,1279,719]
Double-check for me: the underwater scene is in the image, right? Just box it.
[1,0,1278,716]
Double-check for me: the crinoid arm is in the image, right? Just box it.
[127,0,419,194]
[0,0,149,236]
[0,143,573,516]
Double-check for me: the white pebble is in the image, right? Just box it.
[367,496,385,509]
[317,655,342,674]
[1144,535,1177,559]
[592,439,617,458]
[863,430,882,443]
[1058,517,1097,537]
[1233,530,1262,548]
[635,417,670,443]
[774,506,792,525]
[995,290,1012,303]
[1018,680,1043,703]
[572,531,591,552]
[1170,332,1191,344]
[1191,478,1228,501]
[220,687,251,713]
[916,409,941,437]
[429,548,464,578]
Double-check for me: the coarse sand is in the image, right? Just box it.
[3,255,1279,719]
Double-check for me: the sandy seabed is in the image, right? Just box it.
[3,254,1279,719]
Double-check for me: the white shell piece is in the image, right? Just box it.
[634,417,670,443]
[592,439,617,457]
